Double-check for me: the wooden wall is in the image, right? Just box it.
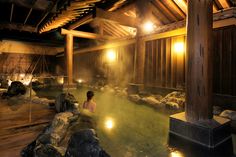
[213,25,236,96]
[144,25,236,96]
[144,35,186,89]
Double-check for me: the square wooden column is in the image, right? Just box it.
[185,0,213,121]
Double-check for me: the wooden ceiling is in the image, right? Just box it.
[0,0,235,35]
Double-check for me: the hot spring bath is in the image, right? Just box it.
[36,87,235,157]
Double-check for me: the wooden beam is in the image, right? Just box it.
[61,28,114,40]
[219,0,230,8]
[0,40,63,55]
[24,8,33,25]
[149,1,171,25]
[162,0,186,19]
[10,3,14,22]
[36,0,58,29]
[213,7,235,21]
[154,0,179,22]
[143,26,186,41]
[213,17,236,28]
[0,23,37,32]
[71,38,135,55]
[68,14,93,30]
[172,0,187,15]
[95,8,138,27]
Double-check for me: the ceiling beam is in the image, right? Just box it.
[95,8,138,27]
[0,40,63,55]
[36,0,58,30]
[73,38,135,55]
[24,8,33,25]
[61,28,114,40]
[10,3,14,22]
[0,23,37,32]
[68,14,93,30]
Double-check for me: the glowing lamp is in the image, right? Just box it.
[170,151,183,157]
[174,42,184,54]
[77,79,83,83]
[143,21,154,33]
[105,119,114,130]
[106,50,116,62]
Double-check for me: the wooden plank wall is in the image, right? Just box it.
[144,35,186,89]
[144,25,236,96]
[73,44,135,86]
[213,25,236,96]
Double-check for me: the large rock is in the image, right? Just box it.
[160,91,185,110]
[50,112,74,146]
[55,93,78,113]
[213,106,223,115]
[7,81,26,96]
[141,96,161,107]
[65,129,110,157]
[128,94,142,103]
[21,112,75,157]
[32,81,44,90]
[220,110,236,120]
[21,112,110,157]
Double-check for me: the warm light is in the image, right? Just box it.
[105,118,114,129]
[77,79,83,83]
[8,80,12,86]
[174,42,184,54]
[57,77,64,84]
[143,21,154,33]
[106,50,116,62]
[19,73,25,78]
[170,151,183,157]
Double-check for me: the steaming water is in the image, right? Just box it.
[37,87,235,157]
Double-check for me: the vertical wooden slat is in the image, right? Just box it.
[157,40,162,86]
[166,38,172,88]
[233,26,236,95]
[171,37,177,88]
[152,40,157,85]
[162,39,166,87]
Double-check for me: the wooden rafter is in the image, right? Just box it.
[24,8,33,25]
[103,22,124,37]
[36,0,59,30]
[161,0,185,20]
[68,14,93,30]
[218,0,230,8]
[172,0,187,15]
[10,3,14,22]
[149,1,171,25]
[154,0,179,22]
[214,0,224,10]
[95,8,138,27]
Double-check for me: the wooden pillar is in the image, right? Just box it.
[65,34,73,85]
[186,0,213,121]
[134,28,145,84]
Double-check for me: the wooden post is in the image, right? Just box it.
[186,0,213,121]
[65,34,73,85]
[134,28,145,84]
